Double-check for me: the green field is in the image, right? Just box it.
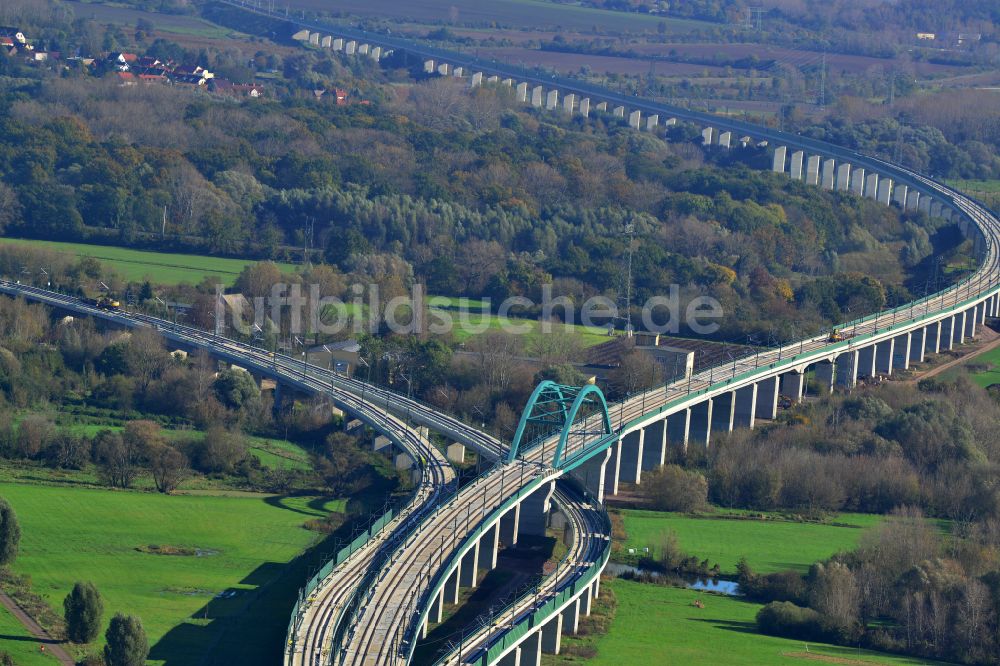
[289,0,709,33]
[0,237,297,286]
[0,605,61,665]
[965,345,1000,388]
[572,581,946,666]
[0,483,333,664]
[619,509,885,574]
[70,1,242,38]
[429,307,612,348]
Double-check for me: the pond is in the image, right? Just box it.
[605,562,741,596]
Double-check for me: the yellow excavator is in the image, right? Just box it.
[827,328,847,342]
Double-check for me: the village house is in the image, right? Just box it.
[106,52,138,71]
[209,78,265,98]
[0,27,26,45]
[173,64,213,79]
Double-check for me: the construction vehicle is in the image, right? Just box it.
[85,296,121,311]
[827,328,847,342]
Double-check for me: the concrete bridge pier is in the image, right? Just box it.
[519,480,556,538]
[563,94,576,113]
[646,114,659,131]
[459,539,480,588]
[689,399,712,447]
[613,105,626,118]
[546,90,559,110]
[877,178,893,205]
[516,82,529,102]
[602,439,623,497]
[814,361,835,393]
[835,351,859,390]
[666,409,690,456]
[497,646,520,666]
[641,420,667,470]
[572,447,611,503]
[332,38,344,51]
[789,151,805,179]
[629,110,642,129]
[562,596,581,634]
[437,63,450,75]
[430,589,444,624]
[893,183,908,208]
[865,173,879,200]
[964,307,977,339]
[780,371,805,403]
[850,168,866,195]
[579,98,590,117]
[909,328,926,364]
[925,321,941,355]
[892,332,912,370]
[733,384,757,429]
[931,201,943,218]
[755,376,779,420]
[618,429,644,484]
[541,613,563,655]
[531,86,544,107]
[857,345,877,379]
[519,631,542,666]
[772,146,787,173]
[821,159,836,190]
[358,43,369,55]
[875,339,895,375]
[906,190,920,212]
[919,196,932,215]
[836,163,851,191]
[718,130,732,148]
[471,72,483,87]
[710,391,735,436]
[481,522,501,570]
[806,155,821,185]
[442,568,460,606]
[499,503,520,548]
[595,101,608,112]
[345,40,357,55]
[702,127,715,145]
[423,59,435,73]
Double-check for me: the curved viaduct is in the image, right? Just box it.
[6,7,1000,663]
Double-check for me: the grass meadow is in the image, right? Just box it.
[287,0,708,33]
[964,345,1000,388]
[0,238,297,286]
[0,483,335,664]
[0,604,61,665]
[554,580,948,666]
[618,509,885,574]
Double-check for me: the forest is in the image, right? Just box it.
[0,7,963,344]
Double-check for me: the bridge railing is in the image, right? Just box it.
[284,502,406,656]
[429,500,611,665]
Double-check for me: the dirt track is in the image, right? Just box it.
[0,590,74,665]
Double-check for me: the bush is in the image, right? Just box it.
[64,581,103,643]
[643,464,708,512]
[756,601,828,641]
[0,497,19,567]
[103,613,148,666]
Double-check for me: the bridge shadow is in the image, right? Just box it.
[148,495,390,666]
[412,537,556,666]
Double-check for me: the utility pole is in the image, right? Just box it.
[819,50,826,108]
